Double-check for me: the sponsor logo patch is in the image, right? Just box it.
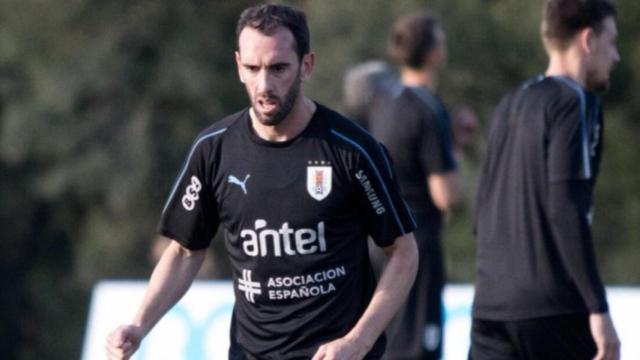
[228,174,250,195]
[238,269,261,303]
[355,170,386,215]
[181,176,202,211]
[237,266,347,304]
[307,161,332,201]
[240,219,327,257]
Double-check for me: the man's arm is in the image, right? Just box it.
[548,180,619,360]
[419,100,463,213]
[312,233,418,360]
[105,237,206,360]
[428,170,462,212]
[549,180,607,312]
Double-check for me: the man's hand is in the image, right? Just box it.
[312,234,417,360]
[590,312,620,360]
[311,335,369,360]
[105,324,144,360]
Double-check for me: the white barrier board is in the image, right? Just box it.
[83,282,639,359]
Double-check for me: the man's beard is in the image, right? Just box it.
[252,76,301,126]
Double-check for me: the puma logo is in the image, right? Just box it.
[228,174,250,195]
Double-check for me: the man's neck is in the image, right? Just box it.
[545,49,586,88]
[250,96,316,142]
[400,67,438,92]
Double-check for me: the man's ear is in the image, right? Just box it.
[579,27,595,55]
[235,51,245,83]
[300,52,315,81]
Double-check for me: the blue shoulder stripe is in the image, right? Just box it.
[162,128,227,214]
[522,74,545,89]
[551,76,592,180]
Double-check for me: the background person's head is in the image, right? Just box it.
[235,4,314,126]
[388,11,447,72]
[542,0,619,92]
[342,60,397,126]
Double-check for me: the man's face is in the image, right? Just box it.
[585,16,620,92]
[423,25,448,71]
[236,26,310,126]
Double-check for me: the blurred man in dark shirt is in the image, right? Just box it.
[471,1,620,359]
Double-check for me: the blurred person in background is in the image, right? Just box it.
[345,11,466,360]
[105,3,418,360]
[470,0,620,359]
[343,60,399,130]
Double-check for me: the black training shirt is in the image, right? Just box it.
[473,76,608,321]
[369,86,457,229]
[159,103,416,359]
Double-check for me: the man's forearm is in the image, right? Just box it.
[133,238,206,335]
[346,233,418,351]
[549,180,608,313]
[428,171,463,212]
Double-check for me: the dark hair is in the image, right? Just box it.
[388,11,440,69]
[236,3,310,60]
[543,0,617,49]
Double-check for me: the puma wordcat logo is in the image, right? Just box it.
[228,174,250,195]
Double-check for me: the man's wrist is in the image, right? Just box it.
[132,319,151,338]
[344,329,374,355]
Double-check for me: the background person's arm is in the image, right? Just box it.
[312,233,418,360]
[105,237,206,360]
[428,170,463,212]
[548,181,619,360]
[546,93,619,360]
[418,94,462,213]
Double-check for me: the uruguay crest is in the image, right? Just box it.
[307,165,332,201]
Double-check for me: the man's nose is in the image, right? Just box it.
[257,69,274,94]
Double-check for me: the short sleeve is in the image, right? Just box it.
[157,135,219,250]
[417,97,458,175]
[548,93,591,183]
[352,141,417,247]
